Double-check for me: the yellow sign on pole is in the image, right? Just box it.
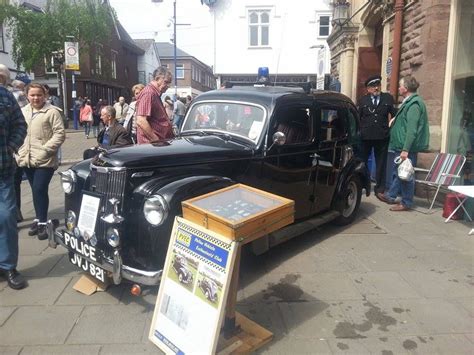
[64,42,79,71]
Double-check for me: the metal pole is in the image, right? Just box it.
[72,73,78,130]
[173,0,177,99]
[61,65,68,114]
[390,0,405,101]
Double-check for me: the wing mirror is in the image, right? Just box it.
[268,131,286,151]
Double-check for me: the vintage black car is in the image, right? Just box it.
[172,255,193,284]
[198,277,219,303]
[50,84,370,287]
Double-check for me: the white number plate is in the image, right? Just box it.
[69,252,106,283]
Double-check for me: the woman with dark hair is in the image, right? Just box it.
[17,83,65,240]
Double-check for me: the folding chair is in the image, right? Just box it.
[415,153,466,212]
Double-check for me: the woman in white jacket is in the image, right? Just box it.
[17,83,65,240]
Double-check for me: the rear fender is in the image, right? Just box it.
[331,157,370,209]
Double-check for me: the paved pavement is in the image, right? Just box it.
[0,131,473,354]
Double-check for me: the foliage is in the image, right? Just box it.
[0,0,115,71]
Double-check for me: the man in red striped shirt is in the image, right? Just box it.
[136,67,175,144]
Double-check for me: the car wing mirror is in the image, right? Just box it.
[268,131,286,151]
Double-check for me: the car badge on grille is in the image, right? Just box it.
[101,198,124,224]
[83,230,91,242]
[89,233,98,247]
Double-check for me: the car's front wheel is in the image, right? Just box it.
[333,175,362,226]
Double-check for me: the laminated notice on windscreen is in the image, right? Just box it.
[149,217,238,355]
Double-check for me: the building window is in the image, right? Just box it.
[111,50,117,79]
[176,64,184,79]
[45,56,57,74]
[95,44,102,75]
[249,10,270,47]
[0,24,4,52]
[318,15,331,37]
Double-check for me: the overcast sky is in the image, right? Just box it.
[109,0,214,65]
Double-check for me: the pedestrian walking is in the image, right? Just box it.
[163,95,174,121]
[80,99,93,138]
[358,75,396,194]
[123,84,145,144]
[113,96,129,124]
[93,99,105,138]
[10,80,28,108]
[377,75,430,211]
[0,64,28,290]
[135,66,175,144]
[17,83,65,240]
[173,96,186,130]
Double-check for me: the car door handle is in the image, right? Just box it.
[310,153,320,159]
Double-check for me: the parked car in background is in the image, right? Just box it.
[51,82,370,290]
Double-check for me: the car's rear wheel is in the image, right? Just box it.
[205,290,210,300]
[178,273,183,282]
[333,175,362,226]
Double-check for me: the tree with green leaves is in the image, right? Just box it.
[0,0,115,72]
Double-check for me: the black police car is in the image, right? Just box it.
[51,83,370,287]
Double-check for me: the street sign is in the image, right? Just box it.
[64,42,80,71]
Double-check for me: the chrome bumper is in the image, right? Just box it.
[47,223,162,286]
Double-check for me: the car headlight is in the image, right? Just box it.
[106,227,120,248]
[60,170,76,194]
[66,210,77,231]
[143,194,169,226]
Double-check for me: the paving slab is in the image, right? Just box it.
[326,337,371,354]
[20,345,101,354]
[278,301,347,339]
[47,254,84,278]
[397,298,472,334]
[348,271,422,300]
[236,303,287,338]
[0,346,22,355]
[398,232,474,252]
[66,305,148,344]
[55,277,126,306]
[0,307,16,327]
[259,337,332,354]
[0,277,71,306]
[17,237,49,256]
[397,334,474,354]
[15,254,62,278]
[399,270,473,298]
[99,343,162,354]
[295,272,364,301]
[0,306,83,345]
[337,299,423,338]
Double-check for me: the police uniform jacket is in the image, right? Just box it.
[358,92,396,141]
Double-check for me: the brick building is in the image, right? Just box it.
[327,0,473,182]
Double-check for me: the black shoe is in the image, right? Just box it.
[28,221,38,236]
[0,269,27,290]
[37,224,48,240]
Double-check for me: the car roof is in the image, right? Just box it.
[194,86,355,108]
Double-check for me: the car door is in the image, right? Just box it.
[260,100,319,220]
[311,101,350,213]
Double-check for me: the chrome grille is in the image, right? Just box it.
[89,165,128,258]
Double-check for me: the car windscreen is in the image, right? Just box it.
[181,102,266,143]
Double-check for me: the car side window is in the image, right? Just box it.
[272,106,313,145]
[318,106,348,142]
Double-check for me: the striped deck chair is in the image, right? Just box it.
[415,153,466,211]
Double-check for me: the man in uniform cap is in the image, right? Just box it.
[357,75,396,195]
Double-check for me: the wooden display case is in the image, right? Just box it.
[182,184,295,244]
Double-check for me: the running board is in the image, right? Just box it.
[251,210,341,255]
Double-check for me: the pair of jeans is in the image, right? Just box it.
[83,122,91,137]
[174,115,184,130]
[91,125,99,138]
[385,151,417,208]
[360,139,389,194]
[24,167,54,223]
[0,175,19,270]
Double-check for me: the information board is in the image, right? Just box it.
[149,217,238,354]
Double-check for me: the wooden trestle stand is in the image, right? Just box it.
[182,184,294,353]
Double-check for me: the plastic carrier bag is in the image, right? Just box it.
[395,156,414,181]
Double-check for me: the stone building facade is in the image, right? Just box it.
[327,0,473,163]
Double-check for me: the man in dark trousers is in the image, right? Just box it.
[83,105,131,159]
[358,75,396,195]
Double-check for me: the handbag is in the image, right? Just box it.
[395,156,414,181]
[87,111,93,122]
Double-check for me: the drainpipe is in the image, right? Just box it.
[390,0,405,101]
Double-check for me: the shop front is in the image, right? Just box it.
[443,0,474,185]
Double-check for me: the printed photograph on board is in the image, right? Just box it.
[167,249,198,291]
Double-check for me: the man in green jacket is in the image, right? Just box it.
[377,75,429,211]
